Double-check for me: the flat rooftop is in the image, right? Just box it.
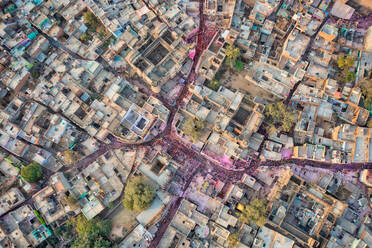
[146,43,169,65]
[232,107,251,126]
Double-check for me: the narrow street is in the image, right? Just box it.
[147,1,209,246]
[27,0,372,175]
[32,24,94,61]
[14,2,372,247]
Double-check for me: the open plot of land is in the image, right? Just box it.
[110,204,139,240]
[111,204,139,227]
[220,69,280,102]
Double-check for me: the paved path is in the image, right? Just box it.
[15,3,372,246]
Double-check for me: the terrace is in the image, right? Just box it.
[114,95,132,110]
[119,85,147,106]
[162,30,175,45]
[122,107,139,126]
[150,58,177,79]
[163,58,176,71]
[226,122,242,136]
[151,159,167,175]
[74,107,87,120]
[283,191,325,236]
[134,117,148,131]
[134,58,149,71]
[208,35,223,54]
[232,107,251,126]
[145,42,169,66]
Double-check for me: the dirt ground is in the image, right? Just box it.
[110,204,139,240]
[220,69,280,102]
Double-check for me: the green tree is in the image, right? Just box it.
[337,54,355,70]
[123,176,155,211]
[337,54,356,83]
[108,201,115,208]
[54,223,74,240]
[239,198,267,226]
[99,31,106,38]
[93,237,112,248]
[68,214,91,235]
[264,102,296,134]
[70,236,89,248]
[225,45,240,68]
[182,118,205,142]
[358,80,372,109]
[345,71,355,82]
[103,38,112,48]
[98,220,112,236]
[234,60,244,71]
[45,236,60,247]
[228,233,240,248]
[21,162,42,182]
[30,68,40,79]
[72,236,111,248]
[208,80,220,91]
[80,33,93,42]
[83,11,98,27]
[62,193,79,209]
[68,215,112,236]
[67,215,113,248]
[214,67,226,81]
[63,150,78,165]
[267,124,277,136]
